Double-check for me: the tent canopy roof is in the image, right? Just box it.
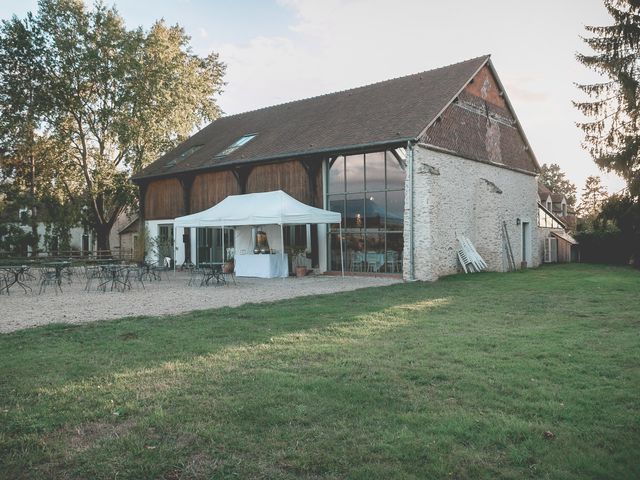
[174,190,341,227]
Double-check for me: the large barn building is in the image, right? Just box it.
[132,55,542,281]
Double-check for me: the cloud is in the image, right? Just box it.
[207,0,624,192]
[213,0,483,114]
[503,81,549,103]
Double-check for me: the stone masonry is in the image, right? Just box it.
[404,145,540,281]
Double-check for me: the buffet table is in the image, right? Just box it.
[234,254,289,278]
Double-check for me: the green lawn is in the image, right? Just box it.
[0,264,638,479]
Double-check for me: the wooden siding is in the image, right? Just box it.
[143,159,325,220]
[314,165,323,208]
[246,160,322,207]
[191,170,240,213]
[144,178,184,220]
[558,238,572,263]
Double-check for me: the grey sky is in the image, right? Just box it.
[0,0,625,194]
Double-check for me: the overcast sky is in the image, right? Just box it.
[1,0,626,194]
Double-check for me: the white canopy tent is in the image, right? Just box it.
[172,190,344,277]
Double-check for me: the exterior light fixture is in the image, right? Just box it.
[516,218,521,225]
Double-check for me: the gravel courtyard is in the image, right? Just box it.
[0,271,400,333]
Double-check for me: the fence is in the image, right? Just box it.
[0,249,136,263]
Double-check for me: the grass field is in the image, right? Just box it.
[0,264,638,479]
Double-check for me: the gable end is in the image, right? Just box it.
[421,64,538,173]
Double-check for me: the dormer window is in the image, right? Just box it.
[562,202,567,216]
[546,200,552,211]
[215,133,257,158]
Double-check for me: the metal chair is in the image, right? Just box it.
[39,268,62,295]
[385,250,399,273]
[350,251,365,272]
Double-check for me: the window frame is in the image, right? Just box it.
[214,133,258,158]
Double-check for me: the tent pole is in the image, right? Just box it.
[280,223,285,281]
[173,225,177,276]
[339,223,344,279]
[222,225,225,265]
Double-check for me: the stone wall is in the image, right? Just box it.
[404,145,539,281]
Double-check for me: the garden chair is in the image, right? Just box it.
[221,262,236,286]
[0,272,7,295]
[128,265,146,290]
[84,265,103,291]
[385,250,400,273]
[39,268,62,295]
[350,252,365,272]
[187,264,203,286]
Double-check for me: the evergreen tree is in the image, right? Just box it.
[575,0,640,198]
[579,175,609,217]
[539,163,578,207]
[599,193,640,266]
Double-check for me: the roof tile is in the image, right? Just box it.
[134,55,490,180]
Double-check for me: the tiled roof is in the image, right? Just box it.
[119,217,139,235]
[538,183,552,197]
[552,230,579,245]
[134,55,491,181]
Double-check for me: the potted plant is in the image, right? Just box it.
[290,246,311,277]
[295,264,307,277]
[223,248,235,273]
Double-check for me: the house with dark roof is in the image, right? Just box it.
[538,183,571,217]
[536,183,579,263]
[132,55,543,280]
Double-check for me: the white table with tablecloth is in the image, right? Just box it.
[234,254,289,278]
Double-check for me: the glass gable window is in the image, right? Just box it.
[215,134,257,158]
[327,149,406,273]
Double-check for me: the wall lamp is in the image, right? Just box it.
[516,218,521,225]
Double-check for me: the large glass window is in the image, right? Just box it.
[196,227,234,265]
[365,151,385,191]
[327,149,406,273]
[328,157,345,193]
[345,154,365,192]
[283,225,308,251]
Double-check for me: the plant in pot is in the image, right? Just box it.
[223,247,235,273]
[291,246,310,277]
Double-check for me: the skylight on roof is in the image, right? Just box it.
[215,133,257,158]
[165,145,203,167]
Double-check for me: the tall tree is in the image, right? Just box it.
[599,193,640,266]
[0,13,52,254]
[2,0,225,254]
[575,0,640,198]
[539,163,578,206]
[579,175,609,217]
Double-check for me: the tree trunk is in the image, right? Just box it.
[30,212,38,257]
[29,142,38,257]
[95,223,112,258]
